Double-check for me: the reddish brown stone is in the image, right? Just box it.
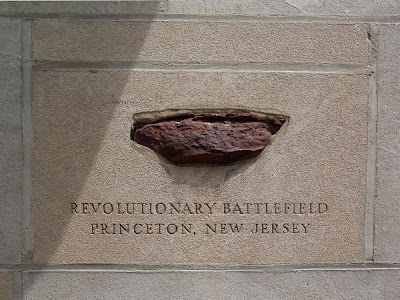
[133,113,285,164]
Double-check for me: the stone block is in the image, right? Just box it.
[0,18,23,264]
[375,24,400,263]
[167,0,400,16]
[0,272,13,300]
[32,20,369,64]
[32,70,368,264]
[22,269,400,300]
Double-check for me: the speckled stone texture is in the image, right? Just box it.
[0,272,13,300]
[167,0,400,16]
[22,269,400,300]
[32,20,369,64]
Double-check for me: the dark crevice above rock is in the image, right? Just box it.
[132,112,287,164]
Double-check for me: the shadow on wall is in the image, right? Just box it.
[30,3,161,268]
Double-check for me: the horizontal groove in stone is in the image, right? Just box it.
[34,61,373,74]
[1,13,400,24]
[1,263,400,273]
[33,20,369,64]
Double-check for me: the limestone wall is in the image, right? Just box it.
[0,1,399,299]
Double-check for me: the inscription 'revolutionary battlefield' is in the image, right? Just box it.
[71,202,328,215]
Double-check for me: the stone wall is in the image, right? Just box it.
[0,1,399,299]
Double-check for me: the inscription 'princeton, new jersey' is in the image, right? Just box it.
[88,222,311,235]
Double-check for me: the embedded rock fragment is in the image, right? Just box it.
[133,113,285,164]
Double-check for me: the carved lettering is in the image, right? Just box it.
[250,223,311,234]
[90,223,194,235]
[75,202,326,237]
[205,223,244,234]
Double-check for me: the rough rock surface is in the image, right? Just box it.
[133,113,285,164]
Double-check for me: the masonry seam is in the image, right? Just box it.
[33,61,373,74]
[3,13,400,24]
[12,272,23,300]
[365,23,379,262]
[21,20,33,264]
[2,263,400,272]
